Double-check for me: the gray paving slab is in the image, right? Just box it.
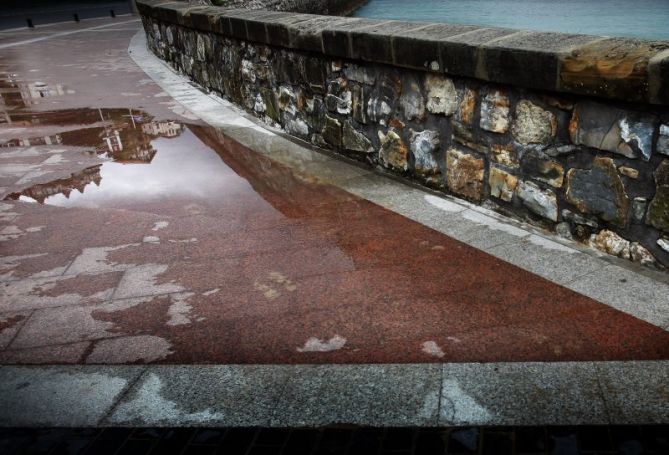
[270,364,441,427]
[568,264,669,329]
[440,362,608,426]
[486,235,607,285]
[104,365,292,426]
[595,361,669,424]
[0,366,144,427]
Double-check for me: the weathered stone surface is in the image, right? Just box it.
[630,242,656,265]
[325,92,351,115]
[367,73,401,126]
[511,100,557,145]
[277,85,297,114]
[658,124,669,156]
[304,96,325,132]
[343,121,373,153]
[516,180,558,221]
[589,229,631,259]
[562,209,598,229]
[344,64,375,85]
[241,59,256,83]
[378,129,408,171]
[322,115,342,147]
[445,148,484,201]
[658,237,669,254]
[556,222,573,240]
[284,114,309,138]
[400,79,426,121]
[544,145,578,157]
[618,166,639,179]
[456,87,477,125]
[260,88,280,122]
[632,197,648,223]
[569,102,656,161]
[351,85,367,124]
[489,166,518,202]
[647,159,669,232]
[520,148,564,188]
[409,130,440,175]
[425,74,458,116]
[480,89,510,133]
[490,144,519,168]
[253,93,266,114]
[566,157,630,227]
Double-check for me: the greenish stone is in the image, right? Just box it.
[647,160,669,232]
[260,88,280,122]
[322,115,342,147]
[343,121,372,153]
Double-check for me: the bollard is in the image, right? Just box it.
[73,13,80,22]
[26,18,34,28]
[110,10,116,18]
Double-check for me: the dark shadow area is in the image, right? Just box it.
[0,1,134,30]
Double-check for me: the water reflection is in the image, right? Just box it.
[0,73,75,112]
[5,126,268,211]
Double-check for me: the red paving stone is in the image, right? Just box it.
[0,22,668,365]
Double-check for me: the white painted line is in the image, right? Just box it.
[0,18,139,49]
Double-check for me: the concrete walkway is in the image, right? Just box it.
[0,21,667,427]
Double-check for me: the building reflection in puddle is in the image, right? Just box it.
[5,125,281,214]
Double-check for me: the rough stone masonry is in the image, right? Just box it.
[137,0,669,270]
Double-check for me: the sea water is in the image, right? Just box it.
[353,0,669,40]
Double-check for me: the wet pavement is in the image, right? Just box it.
[0,13,667,428]
[0,10,669,367]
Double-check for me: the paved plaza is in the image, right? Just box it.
[0,15,667,431]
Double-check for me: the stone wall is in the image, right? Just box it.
[192,0,367,16]
[137,0,669,269]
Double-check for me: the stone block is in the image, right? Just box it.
[569,102,656,161]
[378,129,408,171]
[351,85,367,124]
[243,11,291,43]
[489,166,518,202]
[322,115,342,147]
[647,159,669,232]
[343,121,373,153]
[260,88,280,122]
[480,89,509,133]
[520,148,564,188]
[512,100,557,145]
[658,124,669,156]
[480,31,596,91]
[649,49,669,105]
[392,23,477,71]
[321,18,378,58]
[439,27,516,78]
[400,77,425,121]
[425,74,458,116]
[410,130,440,175]
[456,87,477,126]
[366,73,401,125]
[561,38,666,103]
[343,64,376,85]
[350,21,425,64]
[266,15,319,49]
[516,180,558,221]
[489,144,519,168]
[288,17,352,53]
[589,229,631,259]
[446,148,484,201]
[566,156,630,227]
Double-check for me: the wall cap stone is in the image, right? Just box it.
[136,0,669,105]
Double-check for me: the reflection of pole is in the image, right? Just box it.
[129,108,136,129]
[129,0,138,15]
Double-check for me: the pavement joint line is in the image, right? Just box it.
[1,309,34,352]
[592,362,614,424]
[0,18,139,49]
[98,366,150,426]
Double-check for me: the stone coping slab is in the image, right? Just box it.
[136,0,669,105]
[1,362,667,426]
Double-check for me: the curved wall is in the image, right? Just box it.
[137,0,669,269]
